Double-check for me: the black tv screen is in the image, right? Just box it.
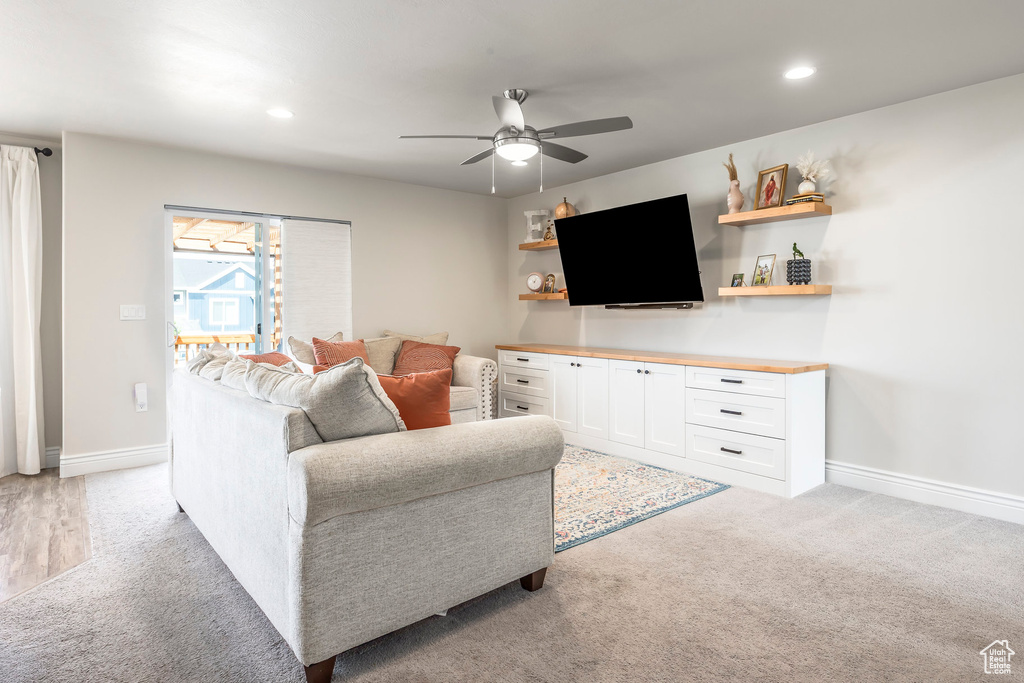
[554,194,703,307]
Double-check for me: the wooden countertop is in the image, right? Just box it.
[495,343,828,374]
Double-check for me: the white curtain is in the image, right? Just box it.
[0,145,45,476]
[279,219,353,344]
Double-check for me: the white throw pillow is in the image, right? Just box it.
[381,329,450,346]
[186,343,233,375]
[362,336,404,375]
[244,358,406,441]
[287,332,344,365]
[220,358,298,389]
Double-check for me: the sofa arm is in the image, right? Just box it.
[452,354,498,420]
[287,415,563,526]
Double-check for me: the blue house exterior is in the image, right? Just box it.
[173,260,258,335]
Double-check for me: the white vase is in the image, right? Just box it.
[726,179,744,214]
[798,179,816,195]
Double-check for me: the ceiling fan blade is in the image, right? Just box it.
[461,148,495,165]
[541,142,588,164]
[537,116,633,139]
[399,135,493,140]
[492,95,525,130]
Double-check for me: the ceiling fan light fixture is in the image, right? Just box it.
[510,159,528,167]
[784,66,816,80]
[494,137,540,162]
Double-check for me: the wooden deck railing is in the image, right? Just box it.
[175,333,256,363]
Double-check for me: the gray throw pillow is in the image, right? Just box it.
[244,358,406,441]
[221,358,299,389]
[198,354,234,381]
[381,329,450,346]
[186,343,232,375]
[363,336,403,375]
[287,332,344,365]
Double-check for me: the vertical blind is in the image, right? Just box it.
[279,219,353,345]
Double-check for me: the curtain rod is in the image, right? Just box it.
[34,147,53,158]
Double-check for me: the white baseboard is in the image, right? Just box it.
[825,460,1024,525]
[45,446,61,469]
[60,443,168,478]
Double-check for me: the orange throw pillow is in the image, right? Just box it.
[239,351,293,366]
[391,340,460,378]
[312,337,370,367]
[377,369,452,430]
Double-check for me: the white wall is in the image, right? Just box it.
[63,133,508,460]
[508,74,1024,498]
[0,134,62,461]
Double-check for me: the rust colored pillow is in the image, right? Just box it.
[312,365,330,374]
[391,340,460,378]
[239,351,293,367]
[377,369,452,430]
[312,337,370,368]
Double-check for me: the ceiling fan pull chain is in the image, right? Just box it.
[491,151,495,194]
[540,147,543,193]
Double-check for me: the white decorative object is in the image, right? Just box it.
[795,151,831,195]
[727,180,744,214]
[523,210,550,243]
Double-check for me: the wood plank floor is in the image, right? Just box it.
[0,468,92,602]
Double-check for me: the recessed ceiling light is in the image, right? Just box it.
[266,108,294,119]
[784,66,816,80]
[510,160,528,167]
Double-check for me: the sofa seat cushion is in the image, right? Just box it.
[377,369,452,430]
[244,358,406,440]
[449,385,478,413]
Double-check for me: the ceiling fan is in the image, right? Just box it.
[399,89,632,173]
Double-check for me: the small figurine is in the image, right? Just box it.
[543,220,555,241]
[792,242,804,259]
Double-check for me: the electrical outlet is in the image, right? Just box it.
[120,305,146,321]
[134,383,148,412]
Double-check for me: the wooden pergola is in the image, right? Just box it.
[172,216,284,357]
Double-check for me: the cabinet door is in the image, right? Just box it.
[608,360,645,447]
[644,362,686,457]
[576,357,609,439]
[550,355,578,433]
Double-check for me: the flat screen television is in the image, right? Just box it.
[554,193,703,307]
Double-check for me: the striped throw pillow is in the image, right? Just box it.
[391,340,461,379]
[312,338,370,368]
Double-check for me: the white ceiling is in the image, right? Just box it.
[4,0,1023,197]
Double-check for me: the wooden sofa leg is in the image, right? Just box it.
[519,567,547,592]
[304,655,337,683]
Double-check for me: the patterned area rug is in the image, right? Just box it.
[554,445,729,552]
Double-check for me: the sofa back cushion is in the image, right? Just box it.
[312,338,370,367]
[392,340,461,378]
[243,358,406,441]
[287,331,344,365]
[377,369,452,430]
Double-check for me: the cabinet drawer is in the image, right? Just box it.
[499,366,550,399]
[685,388,786,439]
[687,425,786,480]
[685,366,785,398]
[498,350,550,371]
[498,392,551,418]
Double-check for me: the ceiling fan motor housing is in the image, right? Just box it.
[493,125,541,160]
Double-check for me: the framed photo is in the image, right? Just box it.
[730,273,745,287]
[755,164,788,210]
[542,273,556,293]
[751,255,776,286]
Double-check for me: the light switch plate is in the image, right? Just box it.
[120,305,146,321]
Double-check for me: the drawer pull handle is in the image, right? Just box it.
[516,405,529,411]
[720,447,743,455]
[721,378,743,384]
[516,379,529,384]
[570,362,576,367]
[720,409,743,416]
[636,368,642,374]
[644,370,650,374]
[516,357,529,362]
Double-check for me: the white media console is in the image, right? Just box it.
[496,344,828,497]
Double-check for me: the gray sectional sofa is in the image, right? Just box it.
[170,368,563,682]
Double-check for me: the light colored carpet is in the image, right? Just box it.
[555,445,727,551]
[1,462,1021,682]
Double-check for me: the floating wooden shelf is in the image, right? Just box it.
[518,239,559,251]
[519,292,569,301]
[718,202,832,227]
[719,284,832,297]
